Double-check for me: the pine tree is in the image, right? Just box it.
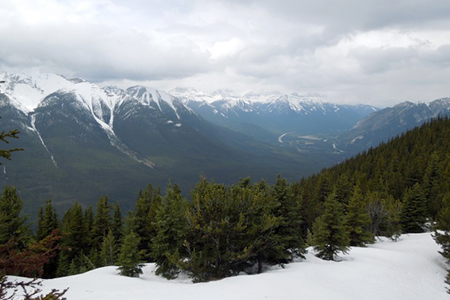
[434,193,450,293]
[0,118,23,163]
[152,184,189,279]
[111,202,123,244]
[84,206,94,249]
[57,202,87,276]
[91,196,111,251]
[117,231,144,277]
[132,184,161,260]
[400,183,428,233]
[0,186,31,248]
[312,191,350,261]
[36,199,59,241]
[345,185,373,246]
[434,193,450,261]
[100,230,116,266]
[242,182,283,274]
[270,175,306,261]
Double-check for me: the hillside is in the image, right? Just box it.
[0,73,329,217]
[9,233,447,300]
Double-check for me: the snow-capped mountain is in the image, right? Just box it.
[0,72,328,217]
[171,87,378,138]
[337,98,450,150]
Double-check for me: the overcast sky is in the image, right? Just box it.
[1,0,450,107]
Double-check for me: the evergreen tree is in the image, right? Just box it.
[152,184,189,279]
[117,231,144,277]
[434,193,450,261]
[0,118,22,163]
[400,183,428,233]
[434,193,450,293]
[423,151,442,219]
[270,175,306,260]
[345,185,373,246]
[111,202,123,244]
[0,186,31,248]
[241,182,283,274]
[35,200,60,278]
[181,178,285,281]
[312,191,350,261]
[91,196,111,251]
[132,184,161,260]
[36,199,59,241]
[57,202,87,276]
[100,230,116,266]
[382,196,402,240]
[84,206,94,249]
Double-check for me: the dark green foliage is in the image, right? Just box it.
[0,186,31,248]
[36,200,59,241]
[131,184,161,260]
[312,191,350,261]
[117,231,144,277]
[111,203,124,244]
[56,202,90,276]
[400,183,428,233]
[0,117,23,163]
[100,230,116,266]
[3,116,450,284]
[91,196,111,251]
[163,177,306,282]
[366,192,401,238]
[434,193,450,293]
[152,184,189,279]
[36,200,60,278]
[270,175,306,260]
[434,193,450,261]
[299,117,450,237]
[83,206,94,248]
[345,185,374,246]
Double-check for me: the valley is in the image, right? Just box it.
[1,71,450,219]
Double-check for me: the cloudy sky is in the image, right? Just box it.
[1,0,450,107]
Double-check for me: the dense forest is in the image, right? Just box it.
[1,117,450,289]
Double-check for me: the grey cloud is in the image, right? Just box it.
[0,21,212,82]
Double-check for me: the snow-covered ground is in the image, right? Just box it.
[10,233,449,300]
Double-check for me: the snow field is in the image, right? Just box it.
[11,233,448,300]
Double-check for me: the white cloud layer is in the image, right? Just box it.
[1,0,450,107]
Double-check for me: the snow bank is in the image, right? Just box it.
[12,233,448,300]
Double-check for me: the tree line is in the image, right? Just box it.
[0,117,450,288]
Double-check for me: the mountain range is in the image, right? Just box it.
[336,98,450,153]
[1,71,449,216]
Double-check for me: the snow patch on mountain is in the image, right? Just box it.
[30,114,58,168]
[128,86,181,119]
[0,72,75,112]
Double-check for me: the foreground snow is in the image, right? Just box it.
[12,233,449,300]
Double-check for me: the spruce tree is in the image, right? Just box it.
[132,184,161,260]
[400,183,428,233]
[270,175,306,261]
[36,199,59,241]
[434,193,450,293]
[117,231,144,277]
[57,202,87,276]
[434,193,450,262]
[312,191,350,261]
[152,184,189,279]
[345,185,373,246]
[91,196,111,251]
[100,230,116,266]
[111,202,123,244]
[0,186,31,248]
